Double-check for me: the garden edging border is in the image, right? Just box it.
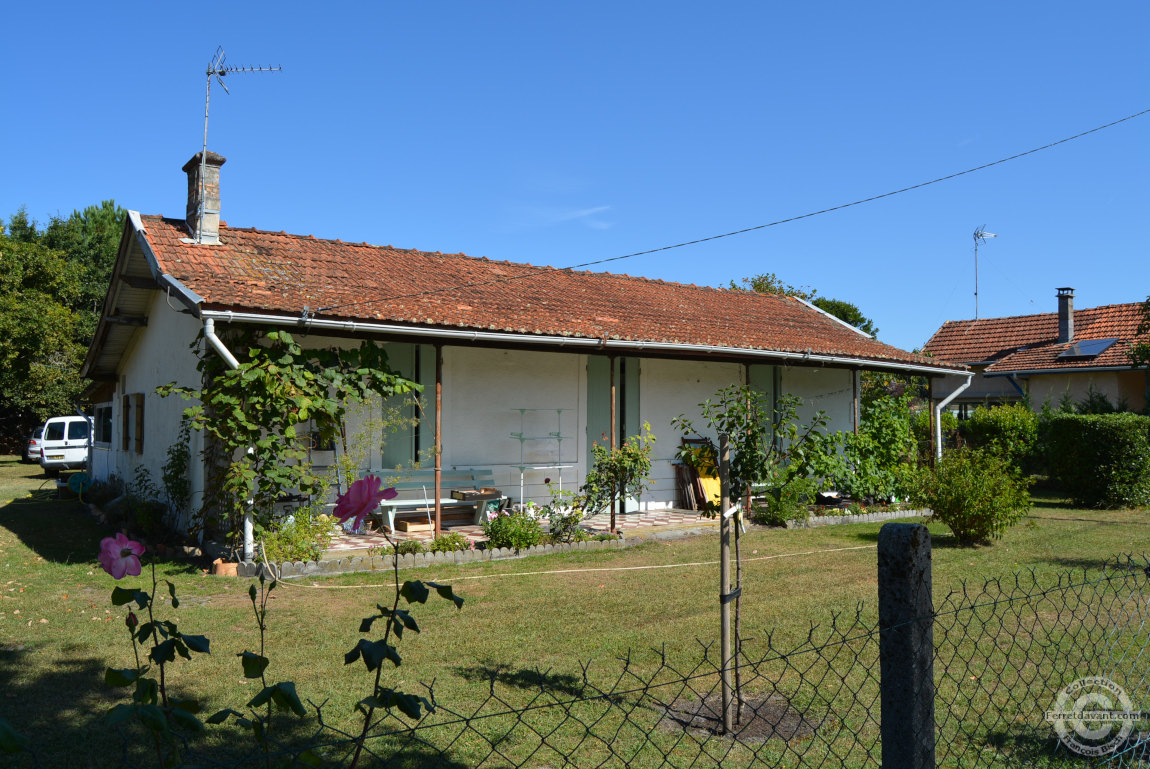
[240,536,629,579]
[784,508,932,529]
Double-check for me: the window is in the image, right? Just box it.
[46,422,65,441]
[94,406,113,444]
[68,420,90,441]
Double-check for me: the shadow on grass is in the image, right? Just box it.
[0,641,473,768]
[0,493,200,575]
[1043,555,1145,572]
[847,529,975,549]
[451,661,591,699]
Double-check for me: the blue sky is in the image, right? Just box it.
[4,2,1147,352]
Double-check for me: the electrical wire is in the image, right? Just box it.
[317,107,1150,316]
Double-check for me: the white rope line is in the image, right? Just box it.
[270,544,878,590]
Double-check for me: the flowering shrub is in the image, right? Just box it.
[483,507,544,549]
[544,485,587,543]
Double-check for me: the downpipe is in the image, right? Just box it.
[934,374,973,460]
[202,318,254,562]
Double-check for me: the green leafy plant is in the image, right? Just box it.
[393,538,427,555]
[913,449,1030,545]
[99,533,211,766]
[206,577,314,766]
[260,506,337,563]
[160,417,193,528]
[543,484,587,544]
[1046,412,1150,508]
[483,507,544,550]
[582,422,657,523]
[751,476,817,526]
[158,329,420,545]
[428,532,474,553]
[961,403,1038,470]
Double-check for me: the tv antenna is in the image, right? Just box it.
[195,46,282,242]
[972,226,997,319]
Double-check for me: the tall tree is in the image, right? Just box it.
[0,234,87,444]
[811,296,878,337]
[1130,295,1150,370]
[732,272,878,337]
[729,272,817,301]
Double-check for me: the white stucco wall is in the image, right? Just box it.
[779,366,855,433]
[637,358,745,510]
[442,347,586,503]
[101,294,204,527]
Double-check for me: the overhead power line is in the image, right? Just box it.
[318,107,1150,316]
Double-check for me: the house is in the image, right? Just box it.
[922,288,1149,415]
[80,151,968,547]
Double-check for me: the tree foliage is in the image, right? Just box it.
[158,329,420,541]
[733,273,878,336]
[811,297,878,337]
[1128,294,1150,370]
[0,202,126,446]
[0,234,88,442]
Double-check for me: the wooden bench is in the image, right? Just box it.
[369,468,503,533]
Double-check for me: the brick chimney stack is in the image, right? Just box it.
[1057,287,1075,344]
[182,151,226,244]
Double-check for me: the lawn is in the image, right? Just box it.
[1,453,1147,767]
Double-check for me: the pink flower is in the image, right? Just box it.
[99,533,145,579]
[334,475,397,531]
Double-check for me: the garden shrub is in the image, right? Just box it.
[482,508,544,549]
[752,476,817,526]
[1046,413,1150,508]
[544,486,587,543]
[961,403,1037,470]
[261,508,336,563]
[393,539,426,555]
[911,408,959,463]
[913,448,1030,545]
[428,532,473,553]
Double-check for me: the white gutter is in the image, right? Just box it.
[199,309,970,379]
[934,374,973,460]
[201,317,251,560]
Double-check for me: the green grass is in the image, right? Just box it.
[1,453,1147,767]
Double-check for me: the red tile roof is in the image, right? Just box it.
[139,215,956,371]
[922,302,1145,373]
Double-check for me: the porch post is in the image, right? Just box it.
[853,369,861,434]
[434,343,443,536]
[609,354,617,533]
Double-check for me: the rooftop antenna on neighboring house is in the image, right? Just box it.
[197,46,282,243]
[973,226,997,320]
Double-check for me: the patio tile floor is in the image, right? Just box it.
[324,509,716,554]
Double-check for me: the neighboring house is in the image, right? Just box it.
[80,151,966,531]
[922,288,1149,415]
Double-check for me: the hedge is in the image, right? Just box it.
[1046,413,1150,508]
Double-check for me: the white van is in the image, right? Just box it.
[39,415,92,476]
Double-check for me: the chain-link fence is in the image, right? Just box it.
[171,543,1149,768]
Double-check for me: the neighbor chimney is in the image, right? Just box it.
[182,151,226,244]
[1057,287,1075,343]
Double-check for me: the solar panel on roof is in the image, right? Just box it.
[1057,338,1118,359]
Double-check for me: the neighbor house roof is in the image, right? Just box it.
[922,302,1145,374]
[82,213,966,381]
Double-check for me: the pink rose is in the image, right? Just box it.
[98,533,145,579]
[334,475,397,531]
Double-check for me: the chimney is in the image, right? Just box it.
[1057,287,1075,343]
[182,151,227,244]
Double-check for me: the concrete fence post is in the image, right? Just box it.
[878,522,935,769]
